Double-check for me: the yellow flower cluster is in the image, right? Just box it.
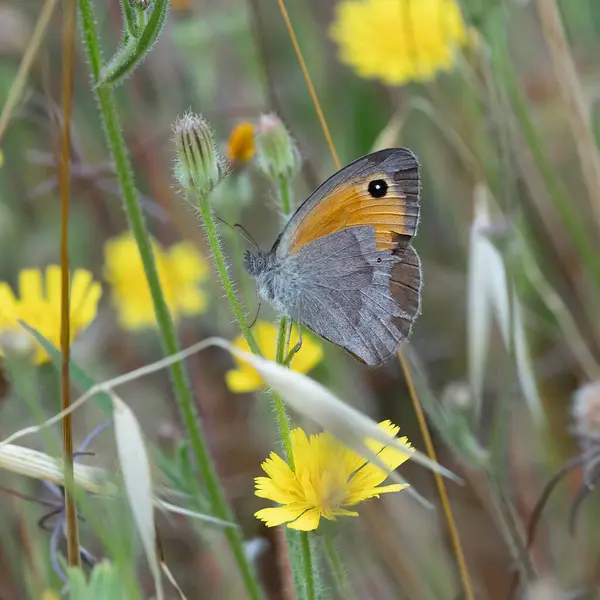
[103,232,209,330]
[0,231,211,364]
[330,0,470,85]
[0,267,101,364]
[255,420,412,530]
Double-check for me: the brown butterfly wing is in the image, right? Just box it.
[389,245,422,339]
[276,148,420,258]
[287,227,422,366]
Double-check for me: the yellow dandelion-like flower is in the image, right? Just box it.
[0,266,101,365]
[225,321,323,393]
[330,0,470,85]
[228,122,256,162]
[103,232,210,330]
[255,420,413,531]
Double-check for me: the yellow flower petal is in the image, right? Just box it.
[225,367,263,393]
[0,267,101,365]
[103,232,210,331]
[74,281,102,327]
[254,505,306,527]
[45,265,62,306]
[19,269,42,300]
[168,242,209,282]
[287,508,321,531]
[176,289,208,315]
[70,268,93,314]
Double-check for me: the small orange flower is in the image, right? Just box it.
[228,122,256,162]
[171,0,191,10]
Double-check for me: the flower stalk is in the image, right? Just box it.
[76,3,263,598]
[271,161,321,599]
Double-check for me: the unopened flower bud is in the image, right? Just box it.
[173,112,227,198]
[255,114,301,182]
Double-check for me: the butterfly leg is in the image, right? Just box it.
[284,321,303,366]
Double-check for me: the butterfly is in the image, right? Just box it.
[244,148,422,366]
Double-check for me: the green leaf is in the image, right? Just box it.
[19,321,113,415]
[99,0,169,87]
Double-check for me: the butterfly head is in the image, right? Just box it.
[243,250,270,277]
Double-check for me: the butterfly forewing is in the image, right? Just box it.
[277,148,420,258]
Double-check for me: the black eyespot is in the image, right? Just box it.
[368,179,388,198]
[377,257,382,263]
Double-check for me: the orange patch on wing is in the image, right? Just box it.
[289,182,413,253]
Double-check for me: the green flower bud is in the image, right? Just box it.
[173,112,227,198]
[255,114,301,182]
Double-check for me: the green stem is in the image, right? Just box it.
[323,535,355,600]
[273,176,322,600]
[274,315,294,461]
[300,532,316,600]
[76,3,263,598]
[278,177,293,220]
[196,194,262,355]
[196,190,296,467]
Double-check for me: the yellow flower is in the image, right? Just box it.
[103,232,209,330]
[225,321,323,393]
[255,420,413,530]
[0,267,101,364]
[330,0,470,85]
[41,591,60,600]
[228,122,256,162]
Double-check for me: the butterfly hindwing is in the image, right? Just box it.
[289,226,422,366]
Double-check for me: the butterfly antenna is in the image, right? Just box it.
[234,223,260,251]
[214,215,260,250]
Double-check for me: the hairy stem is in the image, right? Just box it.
[76,3,263,597]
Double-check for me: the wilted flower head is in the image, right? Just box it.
[255,114,301,182]
[173,112,227,198]
[572,381,600,439]
[330,0,470,85]
[228,122,256,163]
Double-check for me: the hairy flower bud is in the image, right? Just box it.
[254,114,301,182]
[173,112,227,198]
